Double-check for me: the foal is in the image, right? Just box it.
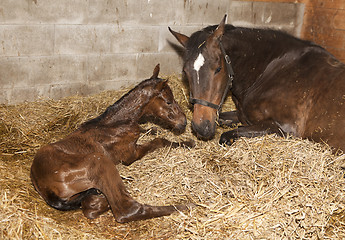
[31,64,194,223]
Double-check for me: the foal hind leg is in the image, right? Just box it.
[122,138,195,166]
[95,156,188,223]
[219,120,284,146]
[81,193,110,219]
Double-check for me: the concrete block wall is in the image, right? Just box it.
[0,0,304,104]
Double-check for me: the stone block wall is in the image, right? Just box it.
[0,0,304,104]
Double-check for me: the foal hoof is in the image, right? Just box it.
[181,139,196,148]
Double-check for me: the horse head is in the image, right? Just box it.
[169,15,230,140]
[143,64,187,133]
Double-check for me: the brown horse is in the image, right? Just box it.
[169,15,345,152]
[31,64,194,223]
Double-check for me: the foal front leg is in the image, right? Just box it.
[122,138,195,166]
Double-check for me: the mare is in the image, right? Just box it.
[169,15,345,152]
[30,64,194,223]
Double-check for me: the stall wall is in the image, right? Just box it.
[0,0,305,104]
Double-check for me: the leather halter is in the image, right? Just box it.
[189,40,235,113]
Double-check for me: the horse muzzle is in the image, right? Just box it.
[191,104,217,140]
[191,119,216,140]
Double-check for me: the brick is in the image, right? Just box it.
[48,82,89,100]
[229,1,254,26]
[0,0,30,23]
[181,0,229,25]
[253,2,300,26]
[0,56,88,91]
[0,88,9,104]
[88,0,140,25]
[8,87,39,104]
[0,25,54,57]
[229,1,304,36]
[0,57,21,88]
[88,79,134,93]
[110,27,159,53]
[136,53,183,78]
[28,0,88,24]
[55,25,112,55]
[88,54,138,83]
[138,0,178,25]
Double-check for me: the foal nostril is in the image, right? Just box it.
[168,112,174,120]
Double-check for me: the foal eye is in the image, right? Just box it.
[215,67,222,74]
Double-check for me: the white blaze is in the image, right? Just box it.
[193,53,205,84]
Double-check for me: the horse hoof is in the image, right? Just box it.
[219,133,235,146]
[218,119,238,128]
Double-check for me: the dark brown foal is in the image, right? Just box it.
[31,64,194,223]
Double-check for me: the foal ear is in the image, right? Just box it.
[151,64,160,79]
[207,14,227,44]
[168,27,189,48]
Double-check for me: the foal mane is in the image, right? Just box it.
[81,78,164,128]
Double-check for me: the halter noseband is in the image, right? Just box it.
[189,40,235,113]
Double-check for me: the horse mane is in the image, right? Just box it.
[185,24,325,60]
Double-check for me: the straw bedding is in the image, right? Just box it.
[1,75,345,239]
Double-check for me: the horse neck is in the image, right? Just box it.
[224,28,303,97]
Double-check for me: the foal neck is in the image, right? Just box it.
[85,80,158,127]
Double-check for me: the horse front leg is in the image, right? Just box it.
[219,120,284,146]
[218,110,241,127]
[121,138,195,166]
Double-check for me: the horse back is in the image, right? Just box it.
[240,45,345,150]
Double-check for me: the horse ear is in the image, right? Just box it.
[168,27,189,48]
[207,14,227,44]
[155,79,168,91]
[151,64,160,79]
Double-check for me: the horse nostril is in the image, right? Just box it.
[192,120,215,140]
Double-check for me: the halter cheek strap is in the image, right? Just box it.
[189,40,235,113]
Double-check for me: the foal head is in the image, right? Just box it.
[142,64,187,133]
[169,16,229,140]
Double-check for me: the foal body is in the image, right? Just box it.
[31,65,193,223]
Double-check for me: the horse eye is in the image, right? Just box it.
[215,67,222,74]
[166,99,172,105]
